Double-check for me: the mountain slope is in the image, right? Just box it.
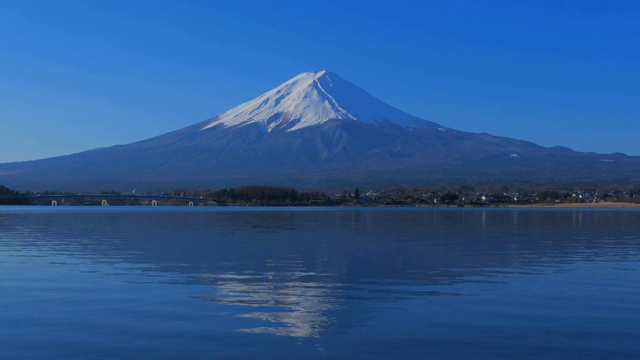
[201,70,438,132]
[1,70,638,191]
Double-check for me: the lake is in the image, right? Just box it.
[1,207,639,359]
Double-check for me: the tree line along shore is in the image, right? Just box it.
[2,184,640,207]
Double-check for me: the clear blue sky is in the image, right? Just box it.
[1,0,638,163]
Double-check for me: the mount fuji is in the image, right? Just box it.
[1,70,638,191]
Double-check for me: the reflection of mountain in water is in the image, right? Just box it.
[2,208,640,338]
[199,266,340,337]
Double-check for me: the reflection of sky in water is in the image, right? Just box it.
[200,263,341,338]
[2,208,640,358]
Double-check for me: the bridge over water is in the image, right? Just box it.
[0,194,214,206]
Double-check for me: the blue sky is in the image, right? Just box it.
[1,0,638,163]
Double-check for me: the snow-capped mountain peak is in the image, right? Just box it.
[201,70,438,132]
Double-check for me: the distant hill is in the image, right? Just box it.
[1,70,638,191]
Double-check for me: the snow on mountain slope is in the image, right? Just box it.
[202,70,439,132]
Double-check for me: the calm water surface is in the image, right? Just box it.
[1,207,639,359]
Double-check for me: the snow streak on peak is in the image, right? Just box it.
[202,70,438,132]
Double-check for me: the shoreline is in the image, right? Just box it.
[2,202,640,208]
[504,202,640,208]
